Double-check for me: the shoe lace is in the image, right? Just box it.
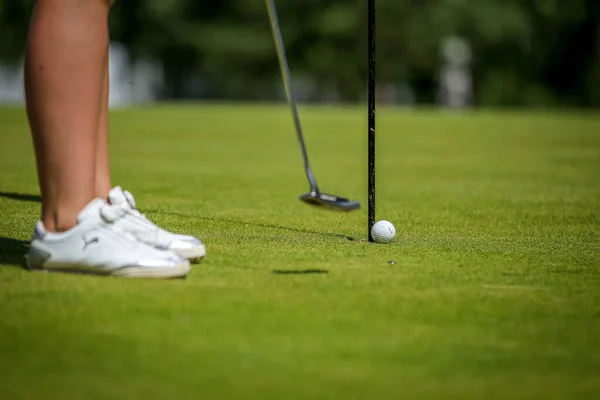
[123,190,156,226]
[99,204,139,242]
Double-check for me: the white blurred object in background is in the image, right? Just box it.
[439,36,473,109]
[108,42,163,108]
[0,42,162,108]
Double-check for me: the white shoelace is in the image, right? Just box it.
[99,204,139,243]
[122,190,157,227]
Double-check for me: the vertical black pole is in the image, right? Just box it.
[368,0,376,242]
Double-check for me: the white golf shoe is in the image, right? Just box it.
[26,198,191,278]
[107,186,206,263]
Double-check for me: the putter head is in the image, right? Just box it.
[300,191,361,212]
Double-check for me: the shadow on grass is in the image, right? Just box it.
[145,209,357,241]
[0,193,358,242]
[272,269,329,275]
[0,192,358,242]
[0,191,35,268]
[0,192,41,203]
[0,237,28,269]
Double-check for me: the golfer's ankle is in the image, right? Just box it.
[41,207,79,233]
[95,184,112,202]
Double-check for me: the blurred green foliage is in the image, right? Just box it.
[1,0,599,107]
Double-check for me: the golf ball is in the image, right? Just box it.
[371,220,396,243]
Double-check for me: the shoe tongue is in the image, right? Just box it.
[108,186,131,209]
[77,198,108,223]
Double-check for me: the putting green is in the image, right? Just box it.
[1,105,599,399]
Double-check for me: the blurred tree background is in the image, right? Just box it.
[1,0,599,107]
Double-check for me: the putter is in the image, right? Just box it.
[265,0,360,212]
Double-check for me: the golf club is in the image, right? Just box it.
[265,0,360,212]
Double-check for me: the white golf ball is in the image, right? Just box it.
[371,220,396,243]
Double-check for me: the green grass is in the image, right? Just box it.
[0,104,599,399]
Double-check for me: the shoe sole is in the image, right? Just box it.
[113,262,191,278]
[26,258,191,279]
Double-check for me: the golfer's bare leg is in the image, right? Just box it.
[95,56,112,199]
[25,0,112,232]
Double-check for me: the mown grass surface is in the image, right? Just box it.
[1,105,599,399]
